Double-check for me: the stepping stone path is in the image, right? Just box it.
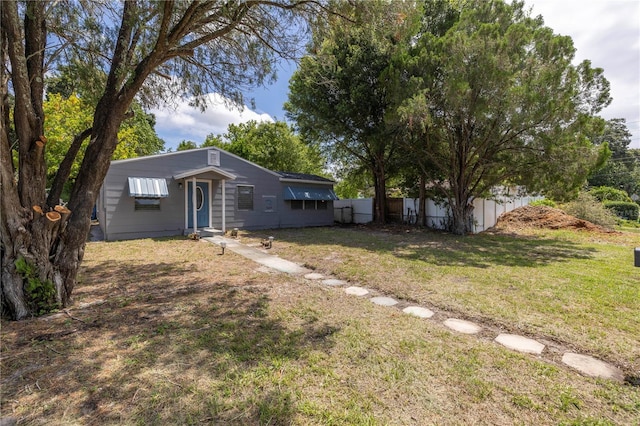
[562,353,625,381]
[370,296,399,307]
[495,333,545,355]
[345,286,369,296]
[204,236,627,384]
[322,278,347,287]
[304,273,324,280]
[443,318,482,334]
[403,306,435,319]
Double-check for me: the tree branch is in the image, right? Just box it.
[47,127,92,207]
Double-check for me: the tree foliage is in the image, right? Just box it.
[43,94,164,201]
[286,0,419,223]
[1,0,324,320]
[397,0,611,234]
[223,121,325,174]
[588,118,640,196]
[185,121,326,175]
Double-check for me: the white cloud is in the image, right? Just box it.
[152,93,274,149]
[529,0,640,147]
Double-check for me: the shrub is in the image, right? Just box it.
[530,198,557,208]
[589,186,632,203]
[561,193,617,229]
[14,256,59,315]
[603,201,639,221]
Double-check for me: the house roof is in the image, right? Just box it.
[276,171,335,184]
[283,186,338,201]
[173,166,236,180]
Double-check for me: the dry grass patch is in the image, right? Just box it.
[1,235,639,425]
[245,225,640,373]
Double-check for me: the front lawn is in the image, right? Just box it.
[1,228,638,425]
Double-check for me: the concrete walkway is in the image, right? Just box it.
[204,236,311,275]
[203,236,626,383]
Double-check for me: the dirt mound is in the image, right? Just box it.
[486,205,614,234]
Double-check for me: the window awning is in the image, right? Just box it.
[283,186,338,201]
[128,177,169,198]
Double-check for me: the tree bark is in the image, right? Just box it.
[418,174,427,227]
[372,155,387,224]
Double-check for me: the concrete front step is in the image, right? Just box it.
[199,228,224,237]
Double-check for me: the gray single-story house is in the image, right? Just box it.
[96,147,338,241]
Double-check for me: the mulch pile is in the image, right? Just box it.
[485,205,615,234]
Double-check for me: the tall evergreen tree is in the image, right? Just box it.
[286,0,419,223]
[397,0,611,234]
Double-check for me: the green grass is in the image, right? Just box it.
[1,232,639,425]
[254,226,640,369]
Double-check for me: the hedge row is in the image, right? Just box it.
[603,201,639,220]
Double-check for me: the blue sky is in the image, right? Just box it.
[153,0,640,151]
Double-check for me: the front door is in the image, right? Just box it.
[187,181,210,228]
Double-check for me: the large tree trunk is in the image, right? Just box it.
[449,189,474,235]
[1,0,139,319]
[418,174,427,227]
[372,159,387,224]
[1,115,125,319]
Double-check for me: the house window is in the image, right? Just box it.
[237,185,254,210]
[135,198,161,211]
[290,200,329,210]
[196,186,204,210]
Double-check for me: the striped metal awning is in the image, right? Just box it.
[128,177,169,198]
[283,186,338,201]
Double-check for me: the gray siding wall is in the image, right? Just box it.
[100,148,335,240]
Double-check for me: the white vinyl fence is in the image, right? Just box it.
[334,195,540,233]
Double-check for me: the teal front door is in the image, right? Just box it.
[187,181,210,228]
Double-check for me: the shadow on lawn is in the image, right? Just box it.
[251,225,597,269]
[2,259,338,424]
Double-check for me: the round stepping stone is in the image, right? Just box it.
[403,306,435,319]
[304,273,324,280]
[345,286,369,296]
[495,334,545,355]
[370,296,398,307]
[321,278,347,286]
[562,353,624,382]
[443,318,482,334]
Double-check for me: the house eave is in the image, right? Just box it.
[279,177,335,185]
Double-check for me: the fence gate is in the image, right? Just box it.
[385,198,404,223]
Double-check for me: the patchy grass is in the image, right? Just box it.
[1,231,639,425]
[256,226,640,372]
